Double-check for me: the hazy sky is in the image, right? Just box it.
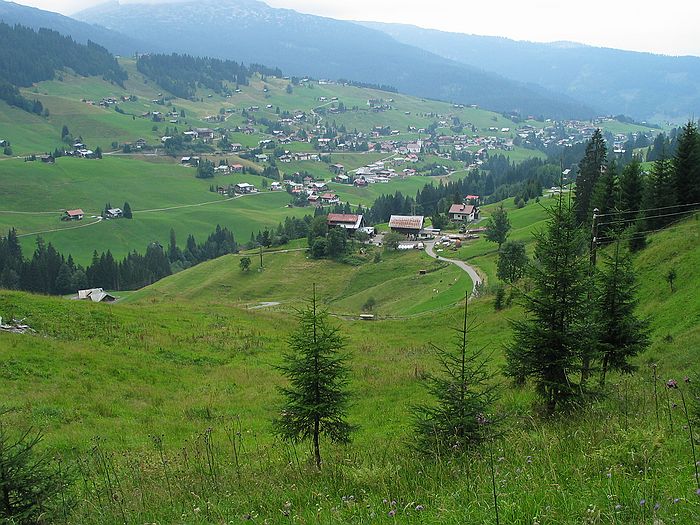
[13,0,700,57]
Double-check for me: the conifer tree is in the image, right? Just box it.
[619,158,644,213]
[643,147,676,229]
[274,287,354,469]
[594,241,650,386]
[0,410,65,522]
[505,193,591,414]
[574,129,607,225]
[122,201,132,219]
[414,293,499,455]
[485,204,511,250]
[591,162,620,242]
[672,120,700,206]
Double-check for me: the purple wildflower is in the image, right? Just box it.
[696,488,700,496]
[415,505,424,511]
[614,504,622,511]
[654,502,661,511]
[640,499,646,506]
[667,379,678,389]
[388,509,396,517]
[673,498,680,504]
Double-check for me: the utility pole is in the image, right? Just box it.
[590,208,599,270]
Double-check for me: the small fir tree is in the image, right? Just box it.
[0,410,66,522]
[505,192,591,414]
[595,240,650,386]
[414,293,499,455]
[274,287,354,469]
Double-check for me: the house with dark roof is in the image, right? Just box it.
[449,204,479,222]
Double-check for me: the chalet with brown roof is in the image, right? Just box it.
[449,204,479,222]
[327,213,365,232]
[320,193,340,205]
[63,209,84,221]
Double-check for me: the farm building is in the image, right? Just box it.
[63,209,84,221]
[389,215,425,236]
[234,183,256,194]
[40,155,55,164]
[77,288,116,303]
[448,204,479,222]
[327,213,365,233]
[329,163,345,175]
[105,208,123,219]
[195,128,215,141]
[320,193,340,205]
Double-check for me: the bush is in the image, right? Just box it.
[494,286,506,311]
[0,410,68,522]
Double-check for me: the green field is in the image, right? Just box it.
[0,156,311,263]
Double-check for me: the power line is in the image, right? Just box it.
[597,208,699,228]
[595,202,700,218]
[596,219,696,243]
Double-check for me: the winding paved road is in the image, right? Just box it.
[424,240,483,295]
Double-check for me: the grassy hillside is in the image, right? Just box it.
[0,206,698,523]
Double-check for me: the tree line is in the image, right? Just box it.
[0,23,127,114]
[0,225,237,295]
[573,123,700,249]
[137,53,282,99]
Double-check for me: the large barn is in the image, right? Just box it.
[388,215,425,236]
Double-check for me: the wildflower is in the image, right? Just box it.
[526,455,533,464]
[614,504,622,511]
[654,502,661,511]
[415,505,424,511]
[673,498,680,504]
[696,488,700,496]
[639,499,646,506]
[666,379,678,389]
[388,509,396,517]
[684,376,690,383]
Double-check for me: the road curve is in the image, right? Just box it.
[424,240,483,295]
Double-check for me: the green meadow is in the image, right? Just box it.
[0,211,698,523]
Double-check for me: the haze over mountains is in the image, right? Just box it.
[363,22,700,122]
[1,0,698,121]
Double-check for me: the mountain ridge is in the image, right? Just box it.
[72,0,595,119]
[360,21,700,121]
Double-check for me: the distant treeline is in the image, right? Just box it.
[367,155,559,223]
[137,53,283,99]
[0,225,237,295]
[337,79,398,93]
[0,22,127,114]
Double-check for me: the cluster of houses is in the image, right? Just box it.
[515,117,655,153]
[283,177,340,206]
